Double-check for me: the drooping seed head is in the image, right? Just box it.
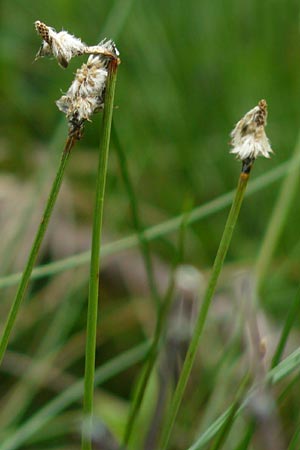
[34,21,120,137]
[35,20,86,68]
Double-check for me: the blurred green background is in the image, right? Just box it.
[1,0,300,449]
[2,0,300,262]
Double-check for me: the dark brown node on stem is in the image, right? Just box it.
[69,125,84,141]
[110,57,121,72]
[241,157,255,174]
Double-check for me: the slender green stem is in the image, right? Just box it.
[81,59,119,450]
[160,168,251,449]
[0,137,75,366]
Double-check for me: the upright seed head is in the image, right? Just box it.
[230,99,273,162]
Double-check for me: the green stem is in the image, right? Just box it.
[159,168,251,449]
[0,136,75,365]
[81,59,119,450]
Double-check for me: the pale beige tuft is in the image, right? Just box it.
[34,21,120,137]
[35,20,86,68]
[35,21,120,68]
[56,40,119,137]
[230,99,273,161]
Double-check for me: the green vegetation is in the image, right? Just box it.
[1,1,300,449]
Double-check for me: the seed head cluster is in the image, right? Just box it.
[35,21,120,137]
[230,99,273,161]
[56,40,117,136]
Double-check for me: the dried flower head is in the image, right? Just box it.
[35,21,119,69]
[230,99,273,161]
[34,21,120,138]
[35,20,86,68]
[56,39,119,137]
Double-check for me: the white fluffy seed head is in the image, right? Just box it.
[34,21,120,137]
[56,62,107,119]
[35,20,86,68]
[56,39,119,136]
[230,99,273,161]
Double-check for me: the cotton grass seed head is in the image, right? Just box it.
[34,21,120,138]
[56,39,119,137]
[35,20,86,68]
[230,99,273,162]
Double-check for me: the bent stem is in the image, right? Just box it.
[0,136,76,365]
[159,162,253,450]
[81,58,119,450]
